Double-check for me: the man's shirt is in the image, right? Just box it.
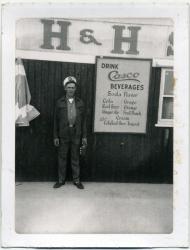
[54,96,87,139]
[67,98,76,126]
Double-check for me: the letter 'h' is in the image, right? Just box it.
[40,19,71,50]
[111,25,141,55]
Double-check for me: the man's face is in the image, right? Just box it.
[64,83,76,98]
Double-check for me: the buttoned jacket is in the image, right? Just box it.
[54,96,87,140]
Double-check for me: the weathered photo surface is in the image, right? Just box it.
[15,17,173,233]
[1,3,189,248]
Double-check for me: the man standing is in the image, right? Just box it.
[53,76,87,189]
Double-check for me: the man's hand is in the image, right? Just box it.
[82,138,87,147]
[80,138,87,156]
[54,138,60,147]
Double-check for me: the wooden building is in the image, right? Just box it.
[15,18,173,183]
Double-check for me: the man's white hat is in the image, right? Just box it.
[63,76,77,87]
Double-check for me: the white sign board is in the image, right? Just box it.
[16,18,173,59]
[94,57,152,133]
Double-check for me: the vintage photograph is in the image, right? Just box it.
[15,17,173,234]
[1,3,189,248]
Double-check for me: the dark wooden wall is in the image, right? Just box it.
[16,59,173,183]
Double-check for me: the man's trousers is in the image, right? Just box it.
[58,133,80,183]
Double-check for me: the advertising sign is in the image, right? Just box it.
[94,57,152,133]
[16,18,173,59]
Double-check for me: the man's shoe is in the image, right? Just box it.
[53,182,65,188]
[74,182,84,189]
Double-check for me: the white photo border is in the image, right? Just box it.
[1,3,189,248]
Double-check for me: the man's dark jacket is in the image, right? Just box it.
[54,96,87,141]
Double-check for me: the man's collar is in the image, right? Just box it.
[60,96,80,102]
[68,98,74,104]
